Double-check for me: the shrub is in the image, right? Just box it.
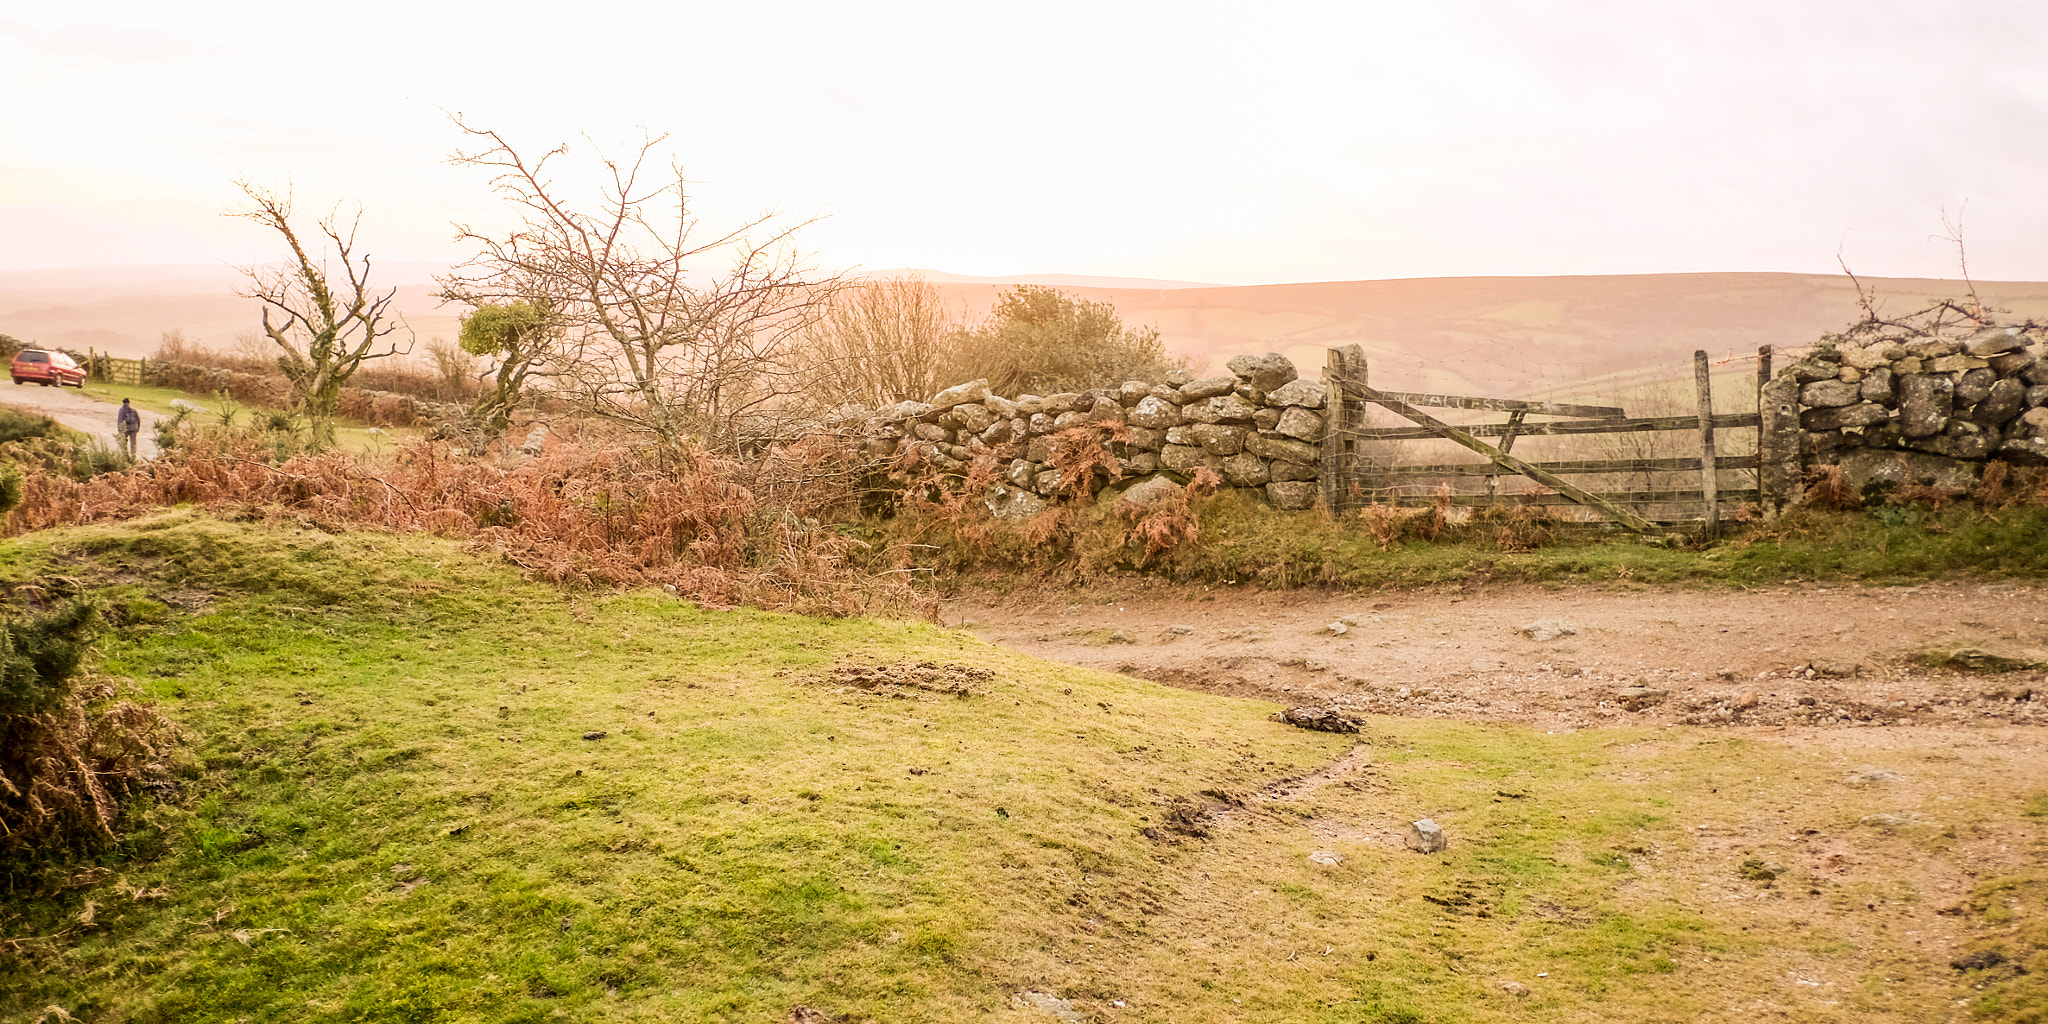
[1800,464,1859,511]
[0,596,179,853]
[947,285,1186,395]
[0,408,62,446]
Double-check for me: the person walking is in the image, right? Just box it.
[116,398,141,457]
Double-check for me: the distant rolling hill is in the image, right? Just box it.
[0,263,463,360]
[7,265,2044,402]
[918,272,2048,400]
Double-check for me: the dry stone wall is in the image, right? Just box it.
[1762,327,2048,501]
[842,353,1330,513]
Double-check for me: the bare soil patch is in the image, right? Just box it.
[950,579,2048,1021]
[946,579,2048,732]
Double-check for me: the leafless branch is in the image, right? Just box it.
[1835,239,1878,323]
[439,116,842,457]
[1933,202,1983,321]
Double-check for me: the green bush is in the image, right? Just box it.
[0,407,62,445]
[0,599,100,719]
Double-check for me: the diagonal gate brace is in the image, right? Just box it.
[1352,383,1655,533]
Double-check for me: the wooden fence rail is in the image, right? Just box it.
[1372,454,1761,479]
[1356,412,1759,441]
[1318,344,1770,534]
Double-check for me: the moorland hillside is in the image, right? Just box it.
[12,266,2048,400]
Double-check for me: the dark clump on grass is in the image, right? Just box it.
[0,595,179,862]
[1943,869,2048,1021]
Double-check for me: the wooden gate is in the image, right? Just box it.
[1318,344,1768,535]
[86,349,147,386]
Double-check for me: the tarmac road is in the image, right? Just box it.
[0,381,165,458]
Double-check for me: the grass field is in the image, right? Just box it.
[2,512,2043,1022]
[76,381,420,454]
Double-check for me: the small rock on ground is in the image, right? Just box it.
[1013,991,1086,1022]
[1518,619,1578,642]
[1273,706,1361,733]
[1405,818,1448,853]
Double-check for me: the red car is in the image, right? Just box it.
[10,349,87,387]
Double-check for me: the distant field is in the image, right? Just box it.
[927,271,2048,396]
[7,265,2046,402]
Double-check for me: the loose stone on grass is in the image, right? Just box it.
[1013,991,1087,1022]
[1404,818,1448,853]
[1861,812,1942,830]
[1272,706,1361,733]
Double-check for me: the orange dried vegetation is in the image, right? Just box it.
[6,426,916,617]
[1114,465,1220,564]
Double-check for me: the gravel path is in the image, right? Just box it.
[946,579,2048,731]
[0,382,166,458]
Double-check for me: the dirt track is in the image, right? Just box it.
[949,579,2048,1018]
[0,383,165,457]
[946,580,2048,731]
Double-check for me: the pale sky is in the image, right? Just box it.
[3,0,2044,284]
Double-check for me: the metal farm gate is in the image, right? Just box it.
[1317,343,1771,537]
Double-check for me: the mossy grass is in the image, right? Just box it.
[1,512,2039,1021]
[0,512,1347,1020]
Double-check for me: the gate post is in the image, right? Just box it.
[1757,368,1801,517]
[1694,350,1720,539]
[1319,344,1367,516]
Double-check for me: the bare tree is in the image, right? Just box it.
[232,182,410,446]
[795,275,960,409]
[439,119,840,457]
